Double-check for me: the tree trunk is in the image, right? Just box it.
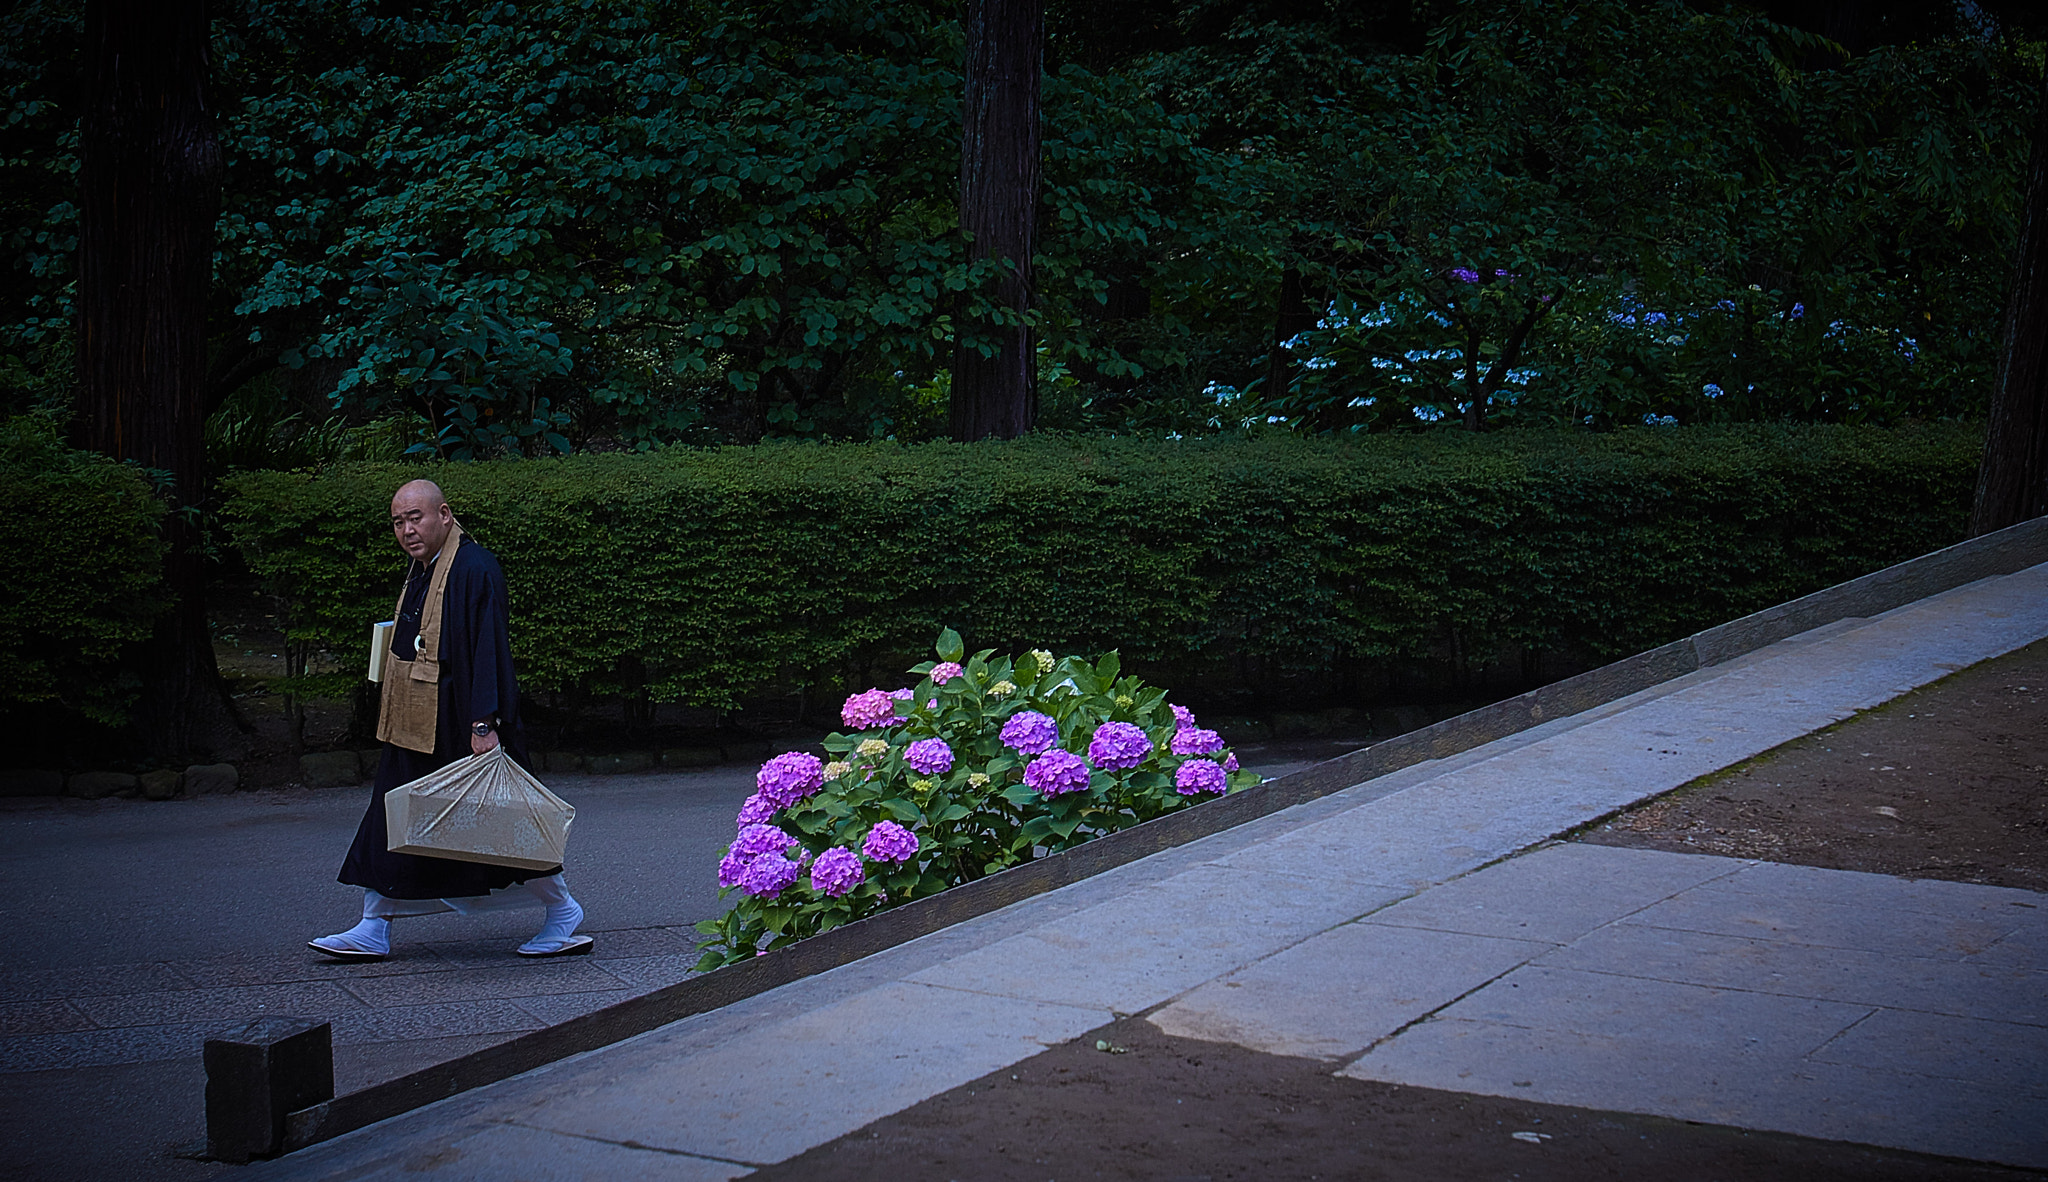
[77,0,230,759]
[952,0,1043,441]
[1970,69,2048,536]
[1263,267,1314,401]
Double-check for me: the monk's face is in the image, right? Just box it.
[390,481,454,562]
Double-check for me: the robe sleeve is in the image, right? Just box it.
[447,543,513,726]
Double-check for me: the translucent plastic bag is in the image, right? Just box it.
[384,747,574,871]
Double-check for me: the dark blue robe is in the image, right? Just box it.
[338,536,559,899]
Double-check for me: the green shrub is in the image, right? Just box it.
[0,415,168,724]
[219,423,1982,710]
[695,631,1261,967]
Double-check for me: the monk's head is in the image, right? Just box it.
[390,479,454,562]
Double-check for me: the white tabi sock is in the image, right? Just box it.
[312,889,446,955]
[516,874,586,954]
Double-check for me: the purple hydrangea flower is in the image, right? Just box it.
[888,688,913,701]
[810,846,866,898]
[841,689,897,730]
[756,751,824,809]
[1170,727,1224,756]
[1175,759,1228,796]
[929,661,965,684]
[1223,753,1239,773]
[1088,721,1151,771]
[731,823,796,861]
[1450,267,1481,284]
[903,737,954,776]
[734,793,776,827]
[1024,749,1092,797]
[1000,710,1059,755]
[862,820,919,864]
[738,851,801,897]
[1169,703,1196,732]
[717,849,753,888]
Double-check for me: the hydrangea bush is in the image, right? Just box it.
[694,629,1259,968]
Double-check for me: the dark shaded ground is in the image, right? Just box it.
[1582,636,2048,890]
[752,1015,2033,1182]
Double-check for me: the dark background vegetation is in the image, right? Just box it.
[3,0,2043,766]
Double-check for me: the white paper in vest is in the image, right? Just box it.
[384,747,574,871]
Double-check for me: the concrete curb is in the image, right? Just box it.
[279,515,2048,1155]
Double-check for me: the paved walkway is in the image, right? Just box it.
[248,564,2048,1179]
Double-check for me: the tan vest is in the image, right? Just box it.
[376,523,464,754]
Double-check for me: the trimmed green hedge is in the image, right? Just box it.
[0,415,168,724]
[220,424,1983,709]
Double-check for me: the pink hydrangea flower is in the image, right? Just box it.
[841,689,897,729]
[1170,727,1224,756]
[904,737,954,776]
[738,851,800,897]
[862,820,919,864]
[930,661,965,684]
[1024,749,1091,797]
[810,846,865,897]
[1088,721,1151,771]
[756,751,824,809]
[1000,710,1059,755]
[1175,759,1228,795]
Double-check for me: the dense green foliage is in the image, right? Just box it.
[221,424,1982,711]
[696,633,1260,965]
[0,416,168,723]
[2,0,2037,447]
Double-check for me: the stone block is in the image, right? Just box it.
[298,751,361,788]
[184,763,239,795]
[544,751,586,773]
[204,1016,334,1163]
[0,768,64,797]
[67,771,137,799]
[660,746,722,768]
[137,769,183,800]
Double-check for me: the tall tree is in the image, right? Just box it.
[952,0,1043,441]
[1971,68,2048,536]
[76,0,230,757]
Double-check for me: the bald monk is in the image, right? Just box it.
[310,479,592,959]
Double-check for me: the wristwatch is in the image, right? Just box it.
[471,721,495,737]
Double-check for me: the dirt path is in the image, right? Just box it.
[751,1015,2030,1182]
[1581,637,2048,889]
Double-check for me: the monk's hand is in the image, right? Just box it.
[471,727,501,756]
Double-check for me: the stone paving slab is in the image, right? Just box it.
[349,1122,747,1182]
[519,981,1107,1165]
[1150,923,1549,1059]
[1812,1008,2048,1094]
[904,863,1409,1013]
[1333,847,2048,1168]
[1619,883,2023,959]
[1361,842,1747,943]
[247,562,2048,1178]
[1541,924,2048,1024]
